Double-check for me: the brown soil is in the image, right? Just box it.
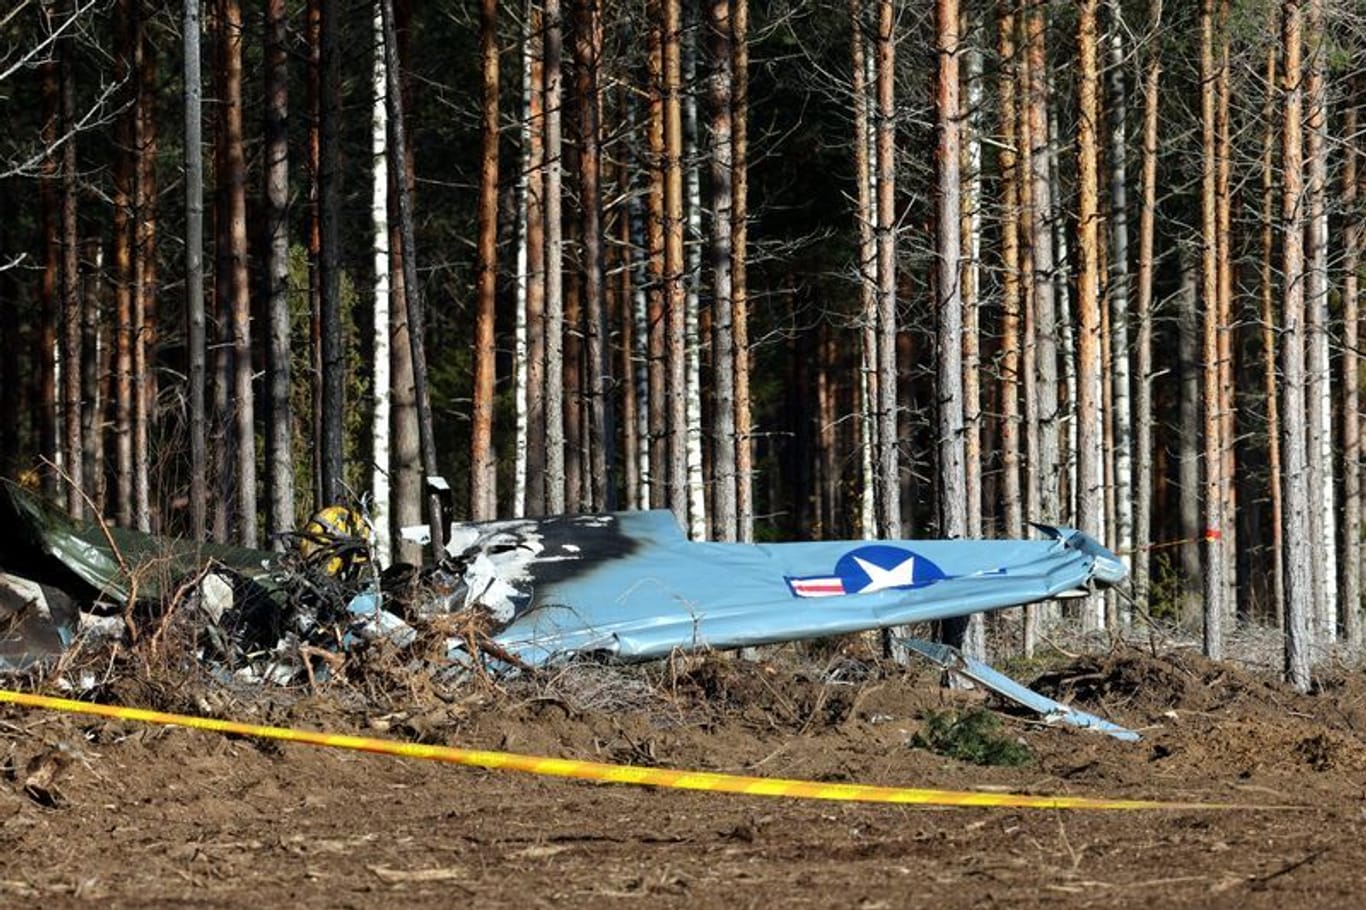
[1,645,1364,909]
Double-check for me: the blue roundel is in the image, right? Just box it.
[832,545,946,594]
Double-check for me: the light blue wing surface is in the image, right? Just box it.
[460,510,1127,666]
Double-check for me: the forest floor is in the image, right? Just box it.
[1,632,1364,909]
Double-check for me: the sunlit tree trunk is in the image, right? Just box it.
[1344,77,1363,652]
[682,9,705,537]
[544,0,566,514]
[1282,0,1313,692]
[851,0,877,538]
[389,0,421,562]
[732,0,753,542]
[646,9,667,511]
[1106,0,1132,618]
[1304,0,1336,641]
[523,3,546,517]
[1199,0,1225,658]
[998,0,1022,545]
[962,12,983,541]
[936,0,983,658]
[875,0,900,538]
[664,0,688,518]
[369,0,391,557]
[470,0,499,519]
[1215,0,1236,633]
[1076,0,1104,631]
[1025,5,1058,524]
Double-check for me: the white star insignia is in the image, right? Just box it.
[852,555,916,593]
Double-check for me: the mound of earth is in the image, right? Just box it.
[1,644,1363,908]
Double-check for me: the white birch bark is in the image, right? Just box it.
[370,2,392,564]
[683,14,707,540]
[513,17,531,518]
[1106,0,1133,620]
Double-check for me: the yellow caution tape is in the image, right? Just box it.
[0,688,1243,810]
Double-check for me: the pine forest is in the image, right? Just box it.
[3,0,1364,691]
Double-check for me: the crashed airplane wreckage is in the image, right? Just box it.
[0,483,1138,740]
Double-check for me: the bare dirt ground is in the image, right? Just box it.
[2,642,1365,909]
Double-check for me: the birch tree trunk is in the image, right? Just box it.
[1282,0,1313,692]
[369,1,391,558]
[962,15,983,542]
[1106,0,1133,613]
[470,0,499,520]
[1304,0,1336,641]
[267,0,295,546]
[682,11,706,537]
[851,0,877,538]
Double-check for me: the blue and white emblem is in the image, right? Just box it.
[786,545,947,599]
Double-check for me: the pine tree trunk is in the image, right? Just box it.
[1215,0,1237,632]
[731,0,752,542]
[1076,0,1104,631]
[523,2,546,517]
[577,0,613,513]
[59,31,82,518]
[265,0,294,545]
[184,0,207,540]
[39,56,60,499]
[1133,0,1161,615]
[1199,0,1224,658]
[998,0,1022,544]
[1260,39,1285,625]
[114,1,136,526]
[1344,78,1363,652]
[875,0,900,538]
[543,0,566,514]
[663,0,688,519]
[1025,6,1058,524]
[470,0,499,520]
[1282,0,1313,692]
